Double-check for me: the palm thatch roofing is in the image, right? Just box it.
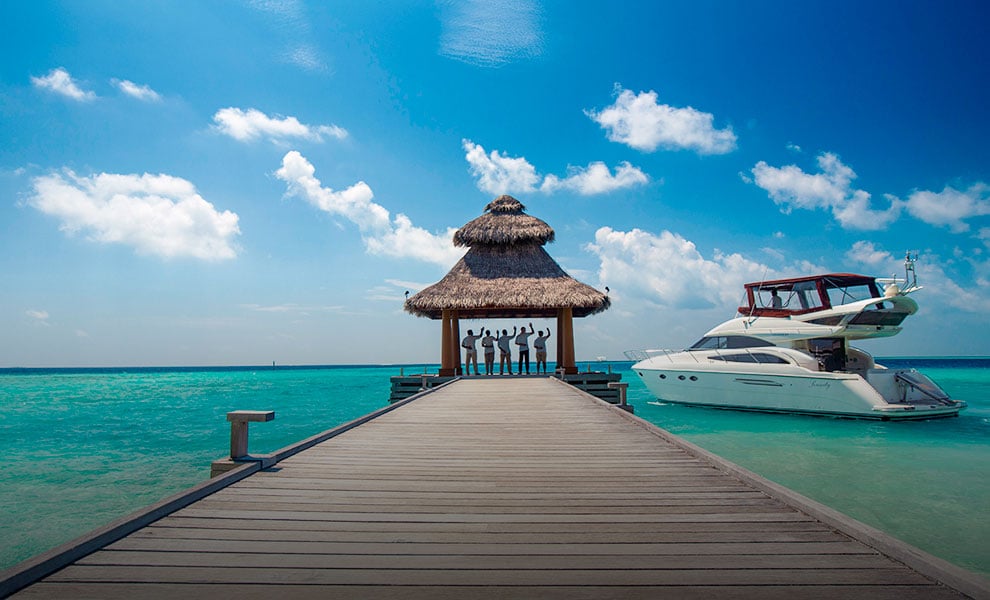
[404,195,610,319]
[453,195,555,247]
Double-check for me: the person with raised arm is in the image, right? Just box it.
[515,322,535,375]
[533,327,552,374]
[497,326,516,375]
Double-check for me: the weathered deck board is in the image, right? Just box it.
[8,377,984,599]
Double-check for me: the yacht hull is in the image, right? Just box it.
[632,361,964,420]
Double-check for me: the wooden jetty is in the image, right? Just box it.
[3,378,988,599]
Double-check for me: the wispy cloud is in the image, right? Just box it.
[585,85,737,155]
[112,78,161,102]
[213,108,347,144]
[463,140,648,196]
[28,170,241,260]
[749,152,902,230]
[241,303,344,314]
[248,0,328,72]
[275,151,464,267]
[26,309,51,325]
[31,68,96,102]
[438,0,543,67]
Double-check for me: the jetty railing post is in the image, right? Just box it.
[227,410,275,459]
[608,382,629,408]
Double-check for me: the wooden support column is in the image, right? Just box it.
[556,310,564,372]
[452,312,462,376]
[559,307,577,374]
[439,310,454,376]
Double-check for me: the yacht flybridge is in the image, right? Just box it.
[628,256,966,420]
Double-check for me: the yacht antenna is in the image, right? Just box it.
[903,251,918,291]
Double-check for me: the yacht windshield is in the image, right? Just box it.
[824,281,878,307]
[689,336,775,350]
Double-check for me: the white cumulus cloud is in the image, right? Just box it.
[463,140,540,195]
[750,153,902,230]
[112,79,161,102]
[845,240,895,267]
[463,140,648,196]
[903,184,990,233]
[28,170,240,260]
[439,0,543,67]
[585,86,737,155]
[31,68,96,101]
[213,108,348,144]
[586,227,772,310]
[275,151,463,267]
[541,161,649,195]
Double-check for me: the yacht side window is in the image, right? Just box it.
[689,337,725,350]
[826,284,875,307]
[710,353,756,363]
[793,281,824,310]
[752,353,790,364]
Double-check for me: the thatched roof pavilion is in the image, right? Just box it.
[405,195,609,375]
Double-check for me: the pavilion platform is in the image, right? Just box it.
[388,369,625,406]
[2,377,987,599]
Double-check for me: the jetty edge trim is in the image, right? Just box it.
[0,377,459,598]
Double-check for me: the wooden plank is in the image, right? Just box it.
[105,538,877,556]
[147,517,832,534]
[130,526,849,544]
[78,550,901,571]
[14,583,968,600]
[170,508,817,523]
[44,565,938,586]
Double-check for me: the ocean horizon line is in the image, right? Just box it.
[2,356,989,374]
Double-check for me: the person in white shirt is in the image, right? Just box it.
[461,329,482,375]
[497,326,516,375]
[515,323,535,374]
[533,328,551,374]
[481,329,496,375]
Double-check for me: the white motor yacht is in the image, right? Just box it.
[628,256,966,420]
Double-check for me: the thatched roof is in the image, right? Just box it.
[404,196,609,319]
[452,195,555,247]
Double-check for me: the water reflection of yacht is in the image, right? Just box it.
[627,256,966,420]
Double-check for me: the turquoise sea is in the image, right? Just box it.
[1,359,988,578]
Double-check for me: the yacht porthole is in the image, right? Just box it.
[677,375,686,380]
[658,374,666,379]
[689,376,698,381]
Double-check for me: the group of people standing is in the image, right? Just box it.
[461,323,551,376]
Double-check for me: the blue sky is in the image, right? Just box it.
[2,0,988,367]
